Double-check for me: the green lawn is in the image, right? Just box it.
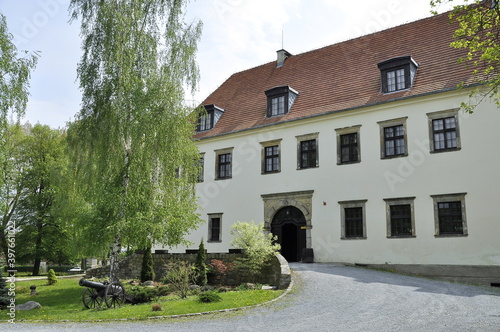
[7,278,284,322]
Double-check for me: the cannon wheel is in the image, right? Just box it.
[104,282,125,308]
[82,287,102,309]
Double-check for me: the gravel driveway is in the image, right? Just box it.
[8,263,500,331]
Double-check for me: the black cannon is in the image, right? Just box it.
[79,278,125,309]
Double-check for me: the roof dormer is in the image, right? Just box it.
[197,104,224,132]
[264,85,299,118]
[378,56,418,93]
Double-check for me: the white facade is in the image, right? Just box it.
[170,89,500,268]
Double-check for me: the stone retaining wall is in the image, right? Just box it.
[85,252,291,289]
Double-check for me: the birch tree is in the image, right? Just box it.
[68,0,203,281]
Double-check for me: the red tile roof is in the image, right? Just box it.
[194,12,473,140]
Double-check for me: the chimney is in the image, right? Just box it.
[276,49,292,68]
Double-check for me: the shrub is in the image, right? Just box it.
[0,270,9,308]
[194,240,207,286]
[163,260,196,299]
[47,269,57,285]
[208,259,235,283]
[230,221,280,276]
[140,247,155,282]
[198,290,222,303]
[126,286,160,304]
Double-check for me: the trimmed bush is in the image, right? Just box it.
[198,290,222,303]
[194,240,207,286]
[47,269,57,285]
[126,286,160,304]
[140,247,155,282]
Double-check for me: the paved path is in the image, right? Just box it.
[9,263,500,331]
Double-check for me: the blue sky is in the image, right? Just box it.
[0,0,459,128]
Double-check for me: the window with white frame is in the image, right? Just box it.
[377,56,418,93]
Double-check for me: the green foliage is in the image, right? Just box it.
[194,240,207,286]
[47,269,57,285]
[0,270,9,307]
[197,290,222,303]
[0,13,38,125]
[1,123,71,275]
[230,221,281,277]
[13,278,284,321]
[66,0,203,280]
[140,248,155,282]
[163,260,196,299]
[431,0,500,112]
[126,285,160,304]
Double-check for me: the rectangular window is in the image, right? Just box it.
[428,110,461,153]
[208,214,222,242]
[379,118,408,159]
[432,193,467,237]
[389,204,412,236]
[261,139,282,174]
[339,200,367,240]
[433,117,457,150]
[215,148,233,180]
[265,146,280,173]
[438,201,464,235]
[336,125,361,165]
[345,207,363,238]
[386,68,406,92]
[218,153,231,179]
[197,155,204,182]
[300,139,317,169]
[384,197,415,238]
[198,111,213,131]
[340,133,359,164]
[384,125,405,157]
[270,96,285,116]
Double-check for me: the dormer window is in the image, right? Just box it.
[378,56,418,93]
[264,86,299,118]
[197,104,224,132]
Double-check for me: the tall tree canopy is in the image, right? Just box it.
[0,123,70,275]
[67,0,203,280]
[0,13,38,125]
[431,0,500,111]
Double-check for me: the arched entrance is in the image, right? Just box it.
[271,206,307,262]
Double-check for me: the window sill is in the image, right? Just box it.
[430,148,461,154]
[337,161,361,166]
[207,240,222,243]
[297,166,319,170]
[381,154,408,160]
[262,170,281,175]
[382,88,410,95]
[387,235,416,239]
[341,237,367,240]
[215,177,232,181]
[434,234,468,238]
